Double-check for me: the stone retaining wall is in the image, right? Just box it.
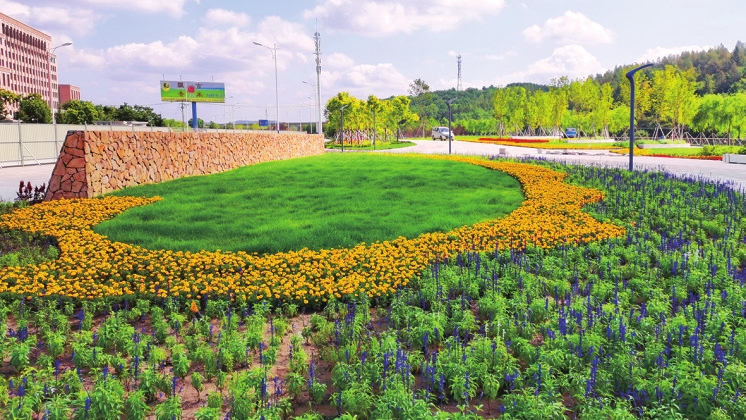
[45,131,324,200]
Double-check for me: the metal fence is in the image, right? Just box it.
[0,123,280,167]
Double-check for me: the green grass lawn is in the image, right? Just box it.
[95,154,524,254]
[324,140,415,150]
[639,146,741,156]
[642,147,706,156]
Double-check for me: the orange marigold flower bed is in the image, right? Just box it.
[0,156,625,304]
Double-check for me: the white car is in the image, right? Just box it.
[432,126,453,141]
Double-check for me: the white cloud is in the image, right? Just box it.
[324,53,356,70]
[204,9,251,27]
[523,11,613,45]
[485,51,517,61]
[59,13,318,115]
[0,0,99,35]
[321,59,409,99]
[488,44,606,85]
[525,45,605,79]
[304,0,506,36]
[78,0,194,16]
[637,45,708,63]
[66,15,314,80]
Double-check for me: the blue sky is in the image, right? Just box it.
[6,0,745,124]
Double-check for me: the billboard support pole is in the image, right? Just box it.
[191,102,198,130]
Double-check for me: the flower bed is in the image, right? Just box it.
[610,148,723,160]
[0,156,624,304]
[478,138,550,144]
[467,138,623,150]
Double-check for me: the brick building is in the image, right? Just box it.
[58,84,80,105]
[0,12,62,118]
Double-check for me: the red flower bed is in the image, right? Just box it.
[478,138,550,144]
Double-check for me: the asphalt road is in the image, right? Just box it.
[381,140,746,190]
[2,140,746,201]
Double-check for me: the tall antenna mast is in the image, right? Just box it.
[457,54,462,91]
[314,28,323,135]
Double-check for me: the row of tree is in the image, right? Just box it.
[323,92,419,141]
[0,89,167,126]
[388,42,746,138]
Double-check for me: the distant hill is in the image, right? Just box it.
[593,41,746,96]
[406,42,745,128]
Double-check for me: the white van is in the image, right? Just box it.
[432,126,453,141]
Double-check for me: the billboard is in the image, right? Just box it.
[160,81,225,103]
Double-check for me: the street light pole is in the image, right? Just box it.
[303,80,320,134]
[307,97,315,133]
[48,42,72,123]
[254,41,280,133]
[446,98,456,154]
[339,105,349,152]
[626,63,653,171]
[48,42,72,155]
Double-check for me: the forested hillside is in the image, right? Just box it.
[409,42,746,138]
[325,42,746,139]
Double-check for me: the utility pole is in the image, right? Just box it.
[314,30,323,135]
[457,55,462,91]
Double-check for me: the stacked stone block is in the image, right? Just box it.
[45,131,324,200]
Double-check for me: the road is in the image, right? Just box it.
[381,140,746,190]
[2,140,746,201]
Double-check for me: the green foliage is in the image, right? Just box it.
[124,391,150,420]
[194,406,221,420]
[154,396,182,420]
[16,93,51,123]
[58,100,101,124]
[0,88,20,119]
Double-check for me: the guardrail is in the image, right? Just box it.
[0,123,290,167]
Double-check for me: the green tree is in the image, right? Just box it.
[650,65,699,138]
[385,95,419,139]
[162,118,185,128]
[0,88,20,119]
[492,86,527,136]
[95,105,118,121]
[16,93,52,123]
[408,78,436,137]
[115,103,164,126]
[58,100,101,124]
[366,95,385,141]
[407,78,431,96]
[619,68,653,124]
[187,118,205,128]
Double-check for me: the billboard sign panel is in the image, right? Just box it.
[160,81,225,103]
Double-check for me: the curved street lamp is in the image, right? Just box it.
[49,42,72,155]
[626,63,654,171]
[49,42,72,123]
[446,98,456,154]
[253,41,280,133]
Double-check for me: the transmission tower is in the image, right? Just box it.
[457,55,462,91]
[314,30,323,134]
